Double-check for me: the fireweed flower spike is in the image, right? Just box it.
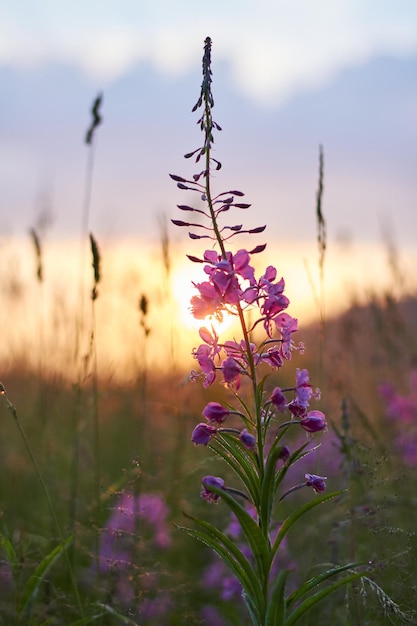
[173,37,369,626]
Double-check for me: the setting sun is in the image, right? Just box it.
[171,261,237,336]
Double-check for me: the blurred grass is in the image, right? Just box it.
[0,234,416,623]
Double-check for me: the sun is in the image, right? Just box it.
[171,262,236,337]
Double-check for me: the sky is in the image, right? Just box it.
[1,1,417,252]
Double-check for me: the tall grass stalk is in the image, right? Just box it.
[89,232,102,574]
[29,227,48,434]
[132,292,151,590]
[0,383,84,618]
[69,94,103,552]
[158,212,177,369]
[77,92,103,361]
[315,144,326,383]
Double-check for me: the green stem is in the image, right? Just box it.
[203,105,226,258]
[90,303,101,575]
[202,78,270,606]
[202,90,264,479]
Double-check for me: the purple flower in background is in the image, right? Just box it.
[139,593,173,621]
[95,491,171,607]
[136,494,172,548]
[201,476,225,503]
[0,562,13,597]
[379,382,396,406]
[200,604,230,626]
[379,371,417,466]
[99,493,171,571]
[394,432,417,465]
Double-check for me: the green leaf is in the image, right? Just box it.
[205,485,270,579]
[287,562,368,608]
[18,535,73,618]
[178,516,263,621]
[256,376,269,418]
[0,531,19,579]
[69,605,139,625]
[260,437,310,528]
[242,589,264,626]
[210,434,260,504]
[271,490,345,562]
[265,569,290,626]
[285,571,366,625]
[67,614,106,626]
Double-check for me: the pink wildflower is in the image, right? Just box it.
[222,357,241,386]
[202,402,230,424]
[239,429,256,451]
[192,423,217,445]
[288,368,314,417]
[270,387,287,411]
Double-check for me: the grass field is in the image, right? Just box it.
[1,241,416,624]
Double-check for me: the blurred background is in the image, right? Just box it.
[1,0,416,375]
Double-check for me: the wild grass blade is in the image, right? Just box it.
[18,536,73,618]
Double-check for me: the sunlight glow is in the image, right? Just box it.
[1,237,416,381]
[171,262,237,336]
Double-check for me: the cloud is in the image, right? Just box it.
[1,0,417,106]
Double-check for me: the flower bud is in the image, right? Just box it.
[305,473,327,493]
[239,429,256,451]
[192,423,217,446]
[202,402,230,424]
[222,357,241,383]
[299,410,327,433]
[278,445,291,464]
[201,476,225,503]
[270,387,287,411]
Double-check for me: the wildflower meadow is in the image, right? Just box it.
[1,37,416,625]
